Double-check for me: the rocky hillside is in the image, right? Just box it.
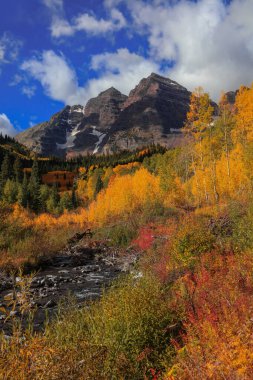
[16,73,192,157]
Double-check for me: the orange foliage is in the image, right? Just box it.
[234,84,253,144]
[78,167,87,175]
[113,161,141,175]
[88,168,161,225]
[137,148,150,158]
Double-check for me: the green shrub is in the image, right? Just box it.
[45,275,177,379]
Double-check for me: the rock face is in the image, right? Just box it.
[225,90,239,106]
[104,73,191,153]
[16,73,192,157]
[16,105,85,157]
[84,87,127,127]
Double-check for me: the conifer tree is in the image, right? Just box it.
[60,192,73,211]
[0,154,11,195]
[46,184,60,214]
[13,156,23,183]
[71,188,78,208]
[40,184,50,212]
[3,180,18,204]
[29,159,41,212]
[20,173,29,208]
[95,174,103,197]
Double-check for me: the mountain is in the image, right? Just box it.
[16,105,86,157]
[16,73,192,157]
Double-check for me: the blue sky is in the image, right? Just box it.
[0,0,252,136]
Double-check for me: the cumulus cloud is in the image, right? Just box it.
[50,19,74,38]
[0,114,18,137]
[42,0,253,99]
[124,0,253,99]
[21,49,159,105]
[50,10,126,38]
[73,9,126,35]
[27,0,253,103]
[21,51,80,104]
[42,0,73,37]
[87,48,159,97]
[43,0,126,38]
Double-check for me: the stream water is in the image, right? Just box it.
[0,235,138,333]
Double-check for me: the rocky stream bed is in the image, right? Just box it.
[0,232,138,334]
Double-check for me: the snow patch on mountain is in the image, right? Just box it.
[57,123,81,149]
[73,107,85,114]
[90,126,106,154]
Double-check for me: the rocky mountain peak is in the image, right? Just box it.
[84,87,127,125]
[99,87,125,98]
[16,72,193,157]
[122,72,189,110]
[149,72,183,86]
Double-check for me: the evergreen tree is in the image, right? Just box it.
[40,184,50,212]
[29,159,41,212]
[51,183,60,205]
[13,156,23,183]
[30,159,40,183]
[95,174,103,197]
[3,180,18,204]
[46,184,60,214]
[0,154,11,195]
[71,188,78,208]
[20,173,29,208]
[59,192,73,211]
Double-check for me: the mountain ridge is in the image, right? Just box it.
[16,73,193,157]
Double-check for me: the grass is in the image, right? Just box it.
[0,274,178,380]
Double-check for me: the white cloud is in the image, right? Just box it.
[27,0,253,104]
[9,74,23,86]
[21,49,159,105]
[22,85,36,98]
[49,10,127,38]
[103,0,123,8]
[41,0,253,99]
[86,48,159,97]
[50,18,74,38]
[0,114,18,137]
[21,51,80,104]
[124,0,253,99]
[73,9,126,35]
[43,0,126,38]
[0,33,22,64]
[42,0,73,37]
[42,0,63,12]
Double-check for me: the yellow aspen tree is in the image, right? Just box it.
[184,87,214,204]
[218,92,235,183]
[234,84,253,145]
